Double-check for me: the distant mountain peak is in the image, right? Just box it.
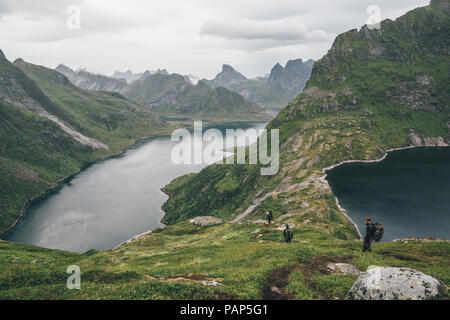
[215,64,247,82]
[55,63,74,73]
[269,63,284,81]
[0,49,5,60]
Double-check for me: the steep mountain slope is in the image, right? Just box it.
[123,73,272,121]
[204,60,314,109]
[56,65,271,121]
[0,52,170,235]
[55,64,128,92]
[161,0,449,236]
[111,70,144,84]
[0,1,448,301]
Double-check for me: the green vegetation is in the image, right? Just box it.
[162,1,449,231]
[0,223,448,299]
[123,74,273,121]
[0,1,449,300]
[0,56,173,235]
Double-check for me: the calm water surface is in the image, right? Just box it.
[326,147,450,241]
[6,122,267,252]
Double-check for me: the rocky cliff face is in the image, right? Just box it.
[204,59,314,109]
[268,59,314,98]
[55,64,128,93]
[111,70,144,84]
[208,64,248,88]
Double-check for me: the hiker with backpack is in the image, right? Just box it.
[283,224,294,243]
[363,217,384,252]
[266,210,273,225]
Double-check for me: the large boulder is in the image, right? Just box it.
[189,216,223,227]
[348,266,442,300]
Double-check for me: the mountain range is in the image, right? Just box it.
[0,0,448,300]
[203,59,314,109]
[0,51,171,234]
[55,64,272,121]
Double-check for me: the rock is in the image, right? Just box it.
[246,219,267,225]
[276,224,295,231]
[348,266,442,300]
[327,263,361,275]
[202,280,224,287]
[189,216,223,226]
[270,286,282,295]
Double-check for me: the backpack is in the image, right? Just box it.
[373,222,384,242]
[284,228,293,240]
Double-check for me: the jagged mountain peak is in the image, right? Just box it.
[55,63,74,73]
[0,49,6,60]
[269,63,284,80]
[217,64,247,80]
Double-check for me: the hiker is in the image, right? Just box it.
[283,224,293,243]
[266,210,273,225]
[363,217,376,252]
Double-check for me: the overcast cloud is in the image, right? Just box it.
[0,0,430,78]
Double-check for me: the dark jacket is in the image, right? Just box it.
[365,223,376,240]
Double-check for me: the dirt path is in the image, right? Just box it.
[260,255,353,300]
[261,265,297,300]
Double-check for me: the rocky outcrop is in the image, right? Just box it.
[327,263,361,275]
[409,130,449,147]
[204,59,314,108]
[55,64,127,93]
[348,266,442,300]
[190,216,223,226]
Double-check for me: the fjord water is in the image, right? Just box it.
[326,147,450,241]
[6,122,267,252]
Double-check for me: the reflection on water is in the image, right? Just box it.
[326,147,450,241]
[6,122,267,252]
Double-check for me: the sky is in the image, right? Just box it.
[0,0,430,79]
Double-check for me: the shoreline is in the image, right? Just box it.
[0,130,173,239]
[2,120,269,244]
[320,144,449,240]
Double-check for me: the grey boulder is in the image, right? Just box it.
[189,216,223,227]
[348,266,442,300]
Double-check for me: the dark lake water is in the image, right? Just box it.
[326,147,450,241]
[6,122,267,252]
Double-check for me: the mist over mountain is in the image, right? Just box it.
[55,64,128,92]
[55,63,271,121]
[204,59,314,109]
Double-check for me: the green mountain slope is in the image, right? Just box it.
[55,65,273,122]
[0,52,171,235]
[123,73,273,121]
[0,1,448,301]
[161,0,449,235]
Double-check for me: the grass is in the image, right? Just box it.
[0,222,448,299]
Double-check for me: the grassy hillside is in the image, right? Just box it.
[0,55,173,235]
[0,224,448,299]
[0,1,448,300]
[161,1,449,233]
